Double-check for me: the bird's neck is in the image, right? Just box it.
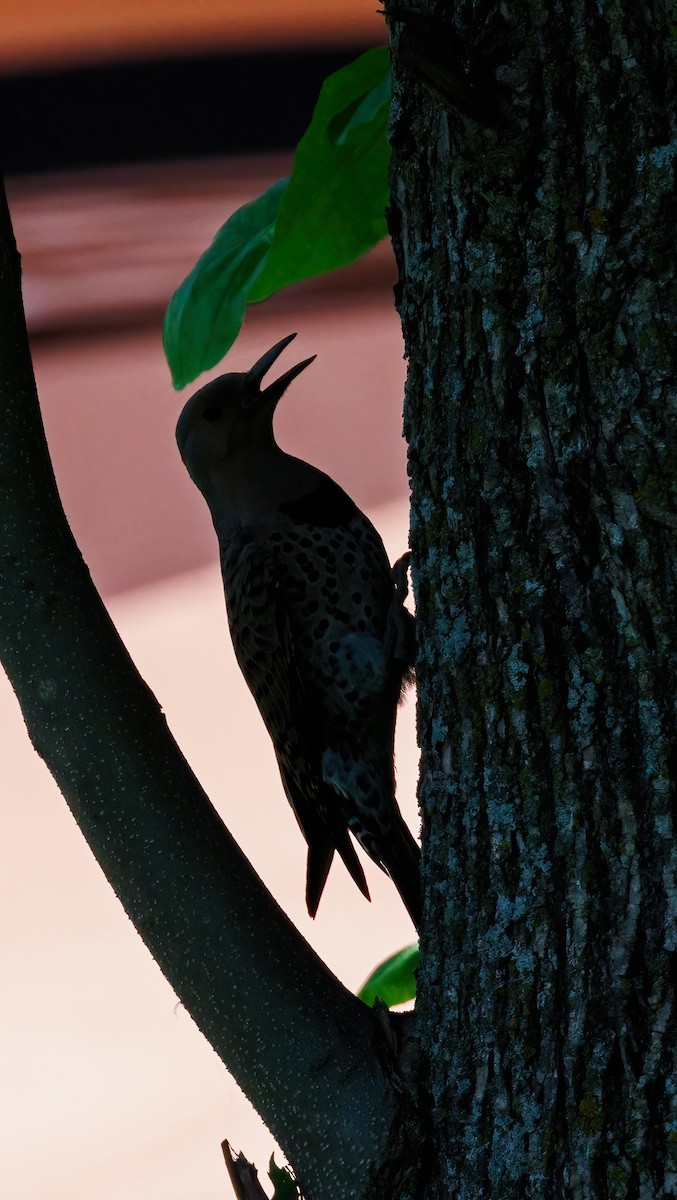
[207,446,322,539]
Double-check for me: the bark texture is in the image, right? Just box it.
[387,2,676,1196]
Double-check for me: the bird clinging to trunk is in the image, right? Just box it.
[176,333,421,928]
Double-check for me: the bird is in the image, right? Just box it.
[176,332,421,928]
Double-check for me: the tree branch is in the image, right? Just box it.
[0,179,398,1200]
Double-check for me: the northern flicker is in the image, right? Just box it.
[176,333,420,928]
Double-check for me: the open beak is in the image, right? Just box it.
[246,333,316,406]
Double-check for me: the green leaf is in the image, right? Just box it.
[163,177,287,390]
[249,46,391,302]
[357,944,419,1008]
[163,47,391,389]
[269,1155,300,1200]
[327,69,391,146]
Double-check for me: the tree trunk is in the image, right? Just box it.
[387,2,676,1196]
[2,6,676,1197]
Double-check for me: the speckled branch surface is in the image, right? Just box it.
[0,180,396,1200]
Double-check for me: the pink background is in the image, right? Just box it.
[1,163,418,1199]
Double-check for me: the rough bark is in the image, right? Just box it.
[387,1,676,1196]
[0,181,404,1200]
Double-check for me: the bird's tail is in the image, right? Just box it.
[306,811,420,929]
[306,828,370,918]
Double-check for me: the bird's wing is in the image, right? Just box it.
[271,581,370,915]
[221,534,368,915]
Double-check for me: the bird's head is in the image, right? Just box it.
[176,333,315,491]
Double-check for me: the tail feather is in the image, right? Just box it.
[306,807,420,928]
[306,838,334,918]
[385,817,422,931]
[306,829,370,918]
[336,829,371,903]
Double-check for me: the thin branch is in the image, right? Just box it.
[0,178,396,1200]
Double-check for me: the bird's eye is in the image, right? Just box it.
[202,405,223,422]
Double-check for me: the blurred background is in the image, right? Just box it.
[1,5,417,1198]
